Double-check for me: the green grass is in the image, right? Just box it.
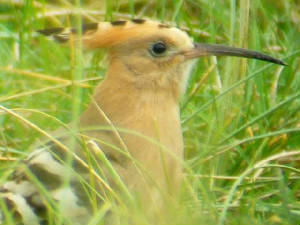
[1,0,300,224]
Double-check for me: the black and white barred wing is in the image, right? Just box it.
[0,143,96,225]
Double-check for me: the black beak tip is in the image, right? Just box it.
[280,60,288,66]
[274,58,288,66]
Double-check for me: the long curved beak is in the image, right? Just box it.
[184,43,286,66]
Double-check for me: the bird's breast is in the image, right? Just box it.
[79,86,184,195]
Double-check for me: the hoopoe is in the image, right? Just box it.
[0,19,285,225]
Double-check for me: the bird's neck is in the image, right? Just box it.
[82,76,179,126]
[104,58,184,102]
[80,59,183,130]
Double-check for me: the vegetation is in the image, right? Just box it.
[0,0,299,224]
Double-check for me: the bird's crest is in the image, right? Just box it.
[38,19,174,49]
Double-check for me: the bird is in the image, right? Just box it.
[0,19,286,225]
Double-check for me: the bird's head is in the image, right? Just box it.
[39,19,285,98]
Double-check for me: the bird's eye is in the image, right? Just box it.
[150,41,167,57]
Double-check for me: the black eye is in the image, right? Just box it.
[150,41,167,56]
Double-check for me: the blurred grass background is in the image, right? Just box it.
[0,0,300,225]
